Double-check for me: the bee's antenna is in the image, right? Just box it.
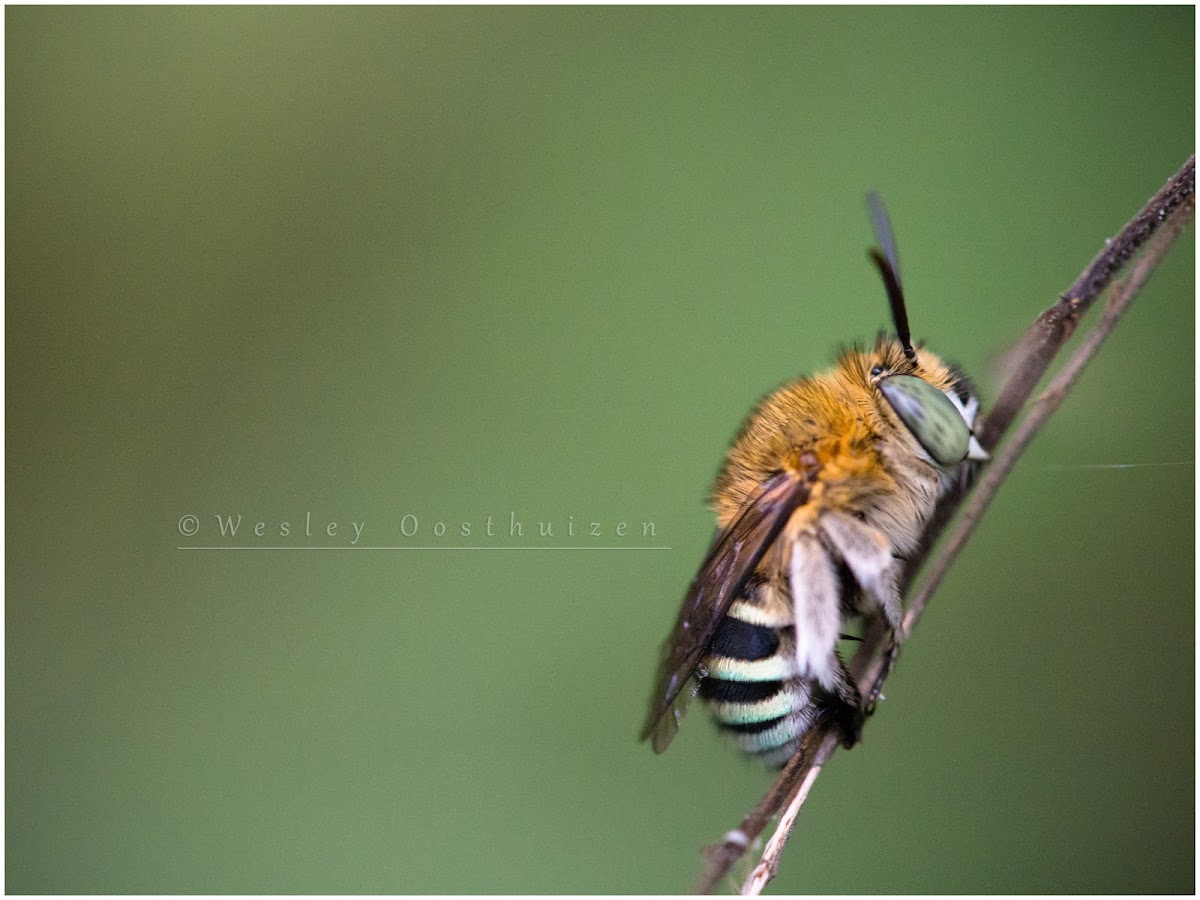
[866,191,916,363]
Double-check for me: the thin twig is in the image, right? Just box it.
[741,751,828,894]
[693,725,830,893]
[691,154,1195,895]
[977,155,1194,449]
[895,193,1195,639]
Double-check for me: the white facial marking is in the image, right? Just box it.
[946,388,988,461]
[967,434,989,461]
[944,388,977,427]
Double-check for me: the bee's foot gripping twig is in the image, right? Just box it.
[864,639,901,715]
[837,703,865,749]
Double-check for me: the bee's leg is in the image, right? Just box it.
[818,512,909,721]
[789,531,867,748]
[820,508,902,630]
[826,653,865,749]
[864,637,899,716]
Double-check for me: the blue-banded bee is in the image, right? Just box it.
[640,195,988,766]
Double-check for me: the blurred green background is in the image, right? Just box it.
[7,6,1193,894]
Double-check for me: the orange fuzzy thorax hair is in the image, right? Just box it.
[711,338,963,556]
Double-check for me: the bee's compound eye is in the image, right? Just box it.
[878,375,970,466]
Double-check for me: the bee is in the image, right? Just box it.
[640,195,989,767]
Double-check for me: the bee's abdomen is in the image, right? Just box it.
[699,604,819,768]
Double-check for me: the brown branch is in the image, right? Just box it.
[692,154,1195,895]
[694,724,837,894]
[891,192,1194,645]
[977,155,1195,449]
[741,747,829,894]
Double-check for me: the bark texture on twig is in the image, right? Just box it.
[691,154,1195,896]
[894,192,1194,642]
[977,156,1195,450]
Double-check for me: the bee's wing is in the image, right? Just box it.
[640,471,809,753]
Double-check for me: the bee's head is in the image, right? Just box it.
[862,193,986,467]
[862,341,987,467]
